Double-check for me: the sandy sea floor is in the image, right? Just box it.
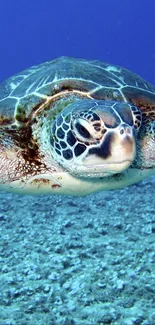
[0,177,155,325]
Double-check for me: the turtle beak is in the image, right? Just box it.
[82,124,136,176]
[105,125,136,171]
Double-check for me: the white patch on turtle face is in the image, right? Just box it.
[106,65,120,73]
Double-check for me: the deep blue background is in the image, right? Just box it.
[0,0,155,84]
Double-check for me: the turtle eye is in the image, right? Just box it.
[72,117,101,143]
[75,122,91,139]
[73,118,92,140]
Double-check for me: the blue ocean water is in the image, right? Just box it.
[0,0,155,84]
[0,0,155,324]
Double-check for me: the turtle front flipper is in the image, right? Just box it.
[50,99,142,178]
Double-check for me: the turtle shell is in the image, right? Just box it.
[0,56,155,126]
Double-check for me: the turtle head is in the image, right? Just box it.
[50,100,142,177]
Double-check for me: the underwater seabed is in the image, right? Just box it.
[0,176,155,325]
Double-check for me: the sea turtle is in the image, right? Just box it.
[0,57,154,195]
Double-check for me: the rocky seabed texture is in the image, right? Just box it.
[0,177,155,325]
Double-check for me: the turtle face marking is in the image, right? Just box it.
[50,100,142,177]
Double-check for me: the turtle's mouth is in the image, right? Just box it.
[67,159,133,178]
[68,131,136,178]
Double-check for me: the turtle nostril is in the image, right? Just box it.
[119,125,132,136]
[120,129,124,135]
[126,127,131,134]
